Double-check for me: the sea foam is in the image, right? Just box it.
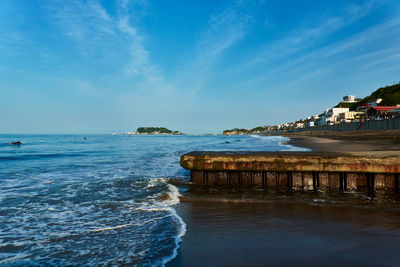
[142,178,187,266]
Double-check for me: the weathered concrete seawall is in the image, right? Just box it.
[280,117,400,134]
[180,151,400,191]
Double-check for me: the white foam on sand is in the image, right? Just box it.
[160,206,187,266]
[143,178,187,266]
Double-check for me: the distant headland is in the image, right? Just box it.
[123,127,183,135]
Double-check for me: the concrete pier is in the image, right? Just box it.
[180,151,400,191]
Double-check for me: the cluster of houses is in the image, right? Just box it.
[271,95,400,131]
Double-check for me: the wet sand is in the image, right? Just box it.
[169,200,400,266]
[285,130,400,152]
[287,136,400,152]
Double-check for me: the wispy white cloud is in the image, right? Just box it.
[47,0,167,96]
[230,0,377,74]
[271,14,400,81]
[50,0,115,41]
[231,1,400,92]
[116,3,163,86]
[0,31,30,56]
[177,0,260,94]
[0,30,58,65]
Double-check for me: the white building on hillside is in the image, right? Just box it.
[321,107,349,124]
[343,95,357,103]
[367,98,382,107]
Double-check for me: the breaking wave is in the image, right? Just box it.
[141,178,187,266]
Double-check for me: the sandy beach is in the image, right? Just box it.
[284,130,400,152]
[169,132,400,266]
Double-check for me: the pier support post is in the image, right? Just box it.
[230,172,240,186]
[312,172,319,191]
[266,172,276,188]
[262,171,267,187]
[208,171,217,186]
[356,173,366,190]
[366,173,375,192]
[227,171,232,185]
[287,172,293,190]
[339,173,347,191]
[203,170,208,185]
[278,172,288,189]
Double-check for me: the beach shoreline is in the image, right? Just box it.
[284,130,400,152]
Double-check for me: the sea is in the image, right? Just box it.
[0,134,301,266]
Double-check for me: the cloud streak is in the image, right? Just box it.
[50,0,115,41]
[47,0,168,95]
[176,0,260,93]
[229,0,377,75]
[231,1,400,90]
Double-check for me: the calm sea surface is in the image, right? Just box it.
[0,134,299,266]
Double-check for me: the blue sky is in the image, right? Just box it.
[1,0,400,134]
